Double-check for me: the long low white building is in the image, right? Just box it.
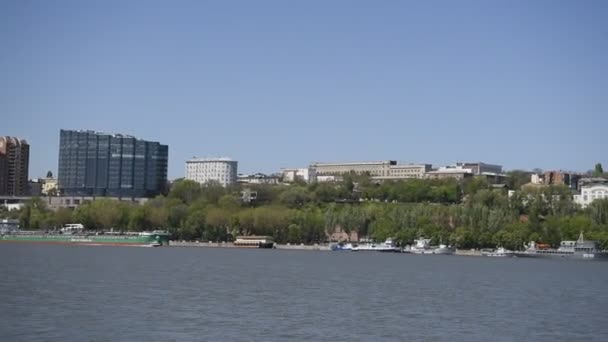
[308,160,434,181]
[237,173,280,185]
[425,165,474,180]
[310,161,397,178]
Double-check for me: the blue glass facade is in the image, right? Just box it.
[58,130,168,197]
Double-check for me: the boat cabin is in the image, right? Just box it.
[234,236,276,248]
[60,223,85,233]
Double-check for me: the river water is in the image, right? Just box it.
[1,244,607,341]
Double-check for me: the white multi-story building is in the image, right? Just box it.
[574,183,608,208]
[280,167,316,183]
[185,157,238,187]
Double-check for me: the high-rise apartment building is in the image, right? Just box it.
[186,157,237,187]
[58,130,168,197]
[0,136,29,196]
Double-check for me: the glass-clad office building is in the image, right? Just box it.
[58,130,168,197]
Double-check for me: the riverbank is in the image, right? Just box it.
[168,241,331,250]
[169,241,486,254]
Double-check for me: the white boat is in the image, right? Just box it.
[331,242,354,251]
[433,243,455,255]
[406,238,454,255]
[351,239,400,252]
[481,247,514,257]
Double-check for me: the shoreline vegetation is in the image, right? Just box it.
[4,172,608,251]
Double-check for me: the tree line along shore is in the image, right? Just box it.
[4,171,608,251]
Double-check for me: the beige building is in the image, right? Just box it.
[311,161,397,178]
[41,177,58,196]
[375,164,432,180]
[327,226,359,242]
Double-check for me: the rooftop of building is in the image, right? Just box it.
[280,167,310,171]
[427,166,474,174]
[311,160,397,166]
[0,136,29,146]
[480,172,508,177]
[580,182,608,189]
[187,157,236,163]
[238,173,278,178]
[579,177,608,183]
[60,129,165,144]
[457,161,503,167]
[543,170,581,174]
[389,163,432,168]
[61,129,136,138]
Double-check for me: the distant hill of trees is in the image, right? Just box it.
[4,172,608,249]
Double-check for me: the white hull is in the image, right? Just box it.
[482,247,515,257]
[406,240,455,255]
[409,248,454,255]
[352,239,400,252]
[352,246,400,252]
[482,252,514,257]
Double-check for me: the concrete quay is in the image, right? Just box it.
[169,241,235,248]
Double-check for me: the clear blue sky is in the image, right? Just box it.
[2,0,607,179]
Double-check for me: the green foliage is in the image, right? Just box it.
[168,179,202,204]
[279,186,311,208]
[588,199,608,226]
[73,199,132,230]
[505,170,532,190]
[593,163,604,177]
[287,224,302,244]
[19,197,54,230]
[359,178,460,204]
[10,176,608,248]
[128,206,152,231]
[312,183,345,203]
[464,176,489,195]
[218,194,242,210]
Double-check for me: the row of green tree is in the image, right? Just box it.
[4,174,608,249]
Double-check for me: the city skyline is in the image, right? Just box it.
[2,1,607,179]
[3,128,606,180]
